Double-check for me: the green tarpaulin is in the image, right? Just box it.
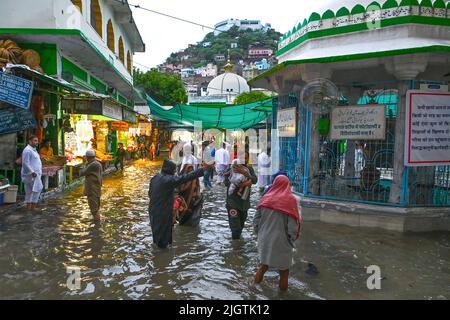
[144,94,272,129]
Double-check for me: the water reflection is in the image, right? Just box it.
[0,161,449,300]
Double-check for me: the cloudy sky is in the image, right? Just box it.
[130,0,337,69]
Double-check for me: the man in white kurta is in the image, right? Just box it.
[215,143,230,185]
[257,148,271,192]
[21,135,43,209]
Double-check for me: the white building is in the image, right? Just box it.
[214,19,272,36]
[0,0,145,101]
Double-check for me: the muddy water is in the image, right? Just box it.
[0,161,449,300]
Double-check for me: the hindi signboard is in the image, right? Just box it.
[330,105,386,140]
[0,71,34,109]
[277,108,296,138]
[0,102,37,135]
[405,90,450,167]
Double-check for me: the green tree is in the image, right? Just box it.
[134,69,187,106]
[234,91,271,105]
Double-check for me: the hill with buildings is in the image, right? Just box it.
[156,20,281,100]
[159,21,282,79]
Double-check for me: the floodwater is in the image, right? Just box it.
[0,160,449,300]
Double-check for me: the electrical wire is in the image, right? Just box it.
[111,0,224,34]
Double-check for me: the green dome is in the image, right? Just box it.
[433,0,446,8]
[366,1,382,9]
[382,0,399,9]
[351,4,366,14]
[336,7,351,16]
[420,0,433,7]
[308,12,322,22]
[399,0,420,6]
[322,9,335,19]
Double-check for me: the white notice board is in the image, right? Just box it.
[330,105,386,141]
[405,90,450,166]
[277,108,297,138]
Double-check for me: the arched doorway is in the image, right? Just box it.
[72,0,82,13]
[90,0,102,37]
[107,19,115,53]
[118,36,125,65]
[127,51,132,74]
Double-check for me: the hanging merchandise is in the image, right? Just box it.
[62,115,74,132]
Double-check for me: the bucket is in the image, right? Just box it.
[4,185,18,204]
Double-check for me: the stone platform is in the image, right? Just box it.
[296,196,450,233]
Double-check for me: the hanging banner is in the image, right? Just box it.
[330,105,386,140]
[405,90,450,167]
[277,108,296,138]
[111,121,129,131]
[0,102,37,134]
[0,71,34,109]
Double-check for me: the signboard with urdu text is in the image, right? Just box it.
[276,108,296,138]
[405,90,450,166]
[330,105,386,141]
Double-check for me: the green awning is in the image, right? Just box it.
[144,94,272,129]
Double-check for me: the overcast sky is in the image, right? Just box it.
[131,0,330,70]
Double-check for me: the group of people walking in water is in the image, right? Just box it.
[19,134,301,291]
[148,141,302,292]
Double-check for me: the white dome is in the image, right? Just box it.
[207,72,250,96]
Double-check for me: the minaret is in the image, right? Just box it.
[224,49,233,73]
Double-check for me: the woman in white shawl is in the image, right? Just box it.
[179,142,198,173]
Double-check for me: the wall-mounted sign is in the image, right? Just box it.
[277,108,296,138]
[330,105,386,141]
[405,90,450,167]
[111,121,129,131]
[0,71,34,109]
[0,102,37,135]
[62,99,103,115]
[102,101,123,120]
[123,108,137,123]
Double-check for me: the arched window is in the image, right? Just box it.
[127,51,132,74]
[118,36,125,65]
[90,0,102,37]
[107,19,115,52]
[71,0,82,13]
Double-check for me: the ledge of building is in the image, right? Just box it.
[295,195,450,233]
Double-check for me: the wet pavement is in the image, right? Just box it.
[0,160,449,300]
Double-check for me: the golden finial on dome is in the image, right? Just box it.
[224,49,233,73]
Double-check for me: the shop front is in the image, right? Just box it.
[62,98,124,183]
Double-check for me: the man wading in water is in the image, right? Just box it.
[224,151,257,240]
[79,149,103,222]
[149,159,210,249]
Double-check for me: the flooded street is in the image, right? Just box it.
[0,161,449,300]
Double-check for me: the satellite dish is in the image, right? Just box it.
[61,71,73,83]
[300,78,340,115]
